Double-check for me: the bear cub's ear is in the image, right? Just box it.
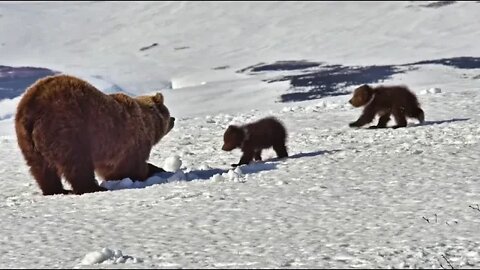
[226,125,241,132]
[152,92,164,104]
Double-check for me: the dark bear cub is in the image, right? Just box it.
[222,117,288,167]
[348,84,425,129]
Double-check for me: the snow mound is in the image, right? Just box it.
[79,248,142,266]
[163,155,182,172]
[420,87,442,95]
[210,165,247,183]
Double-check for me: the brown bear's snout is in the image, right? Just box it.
[348,99,353,105]
[222,143,234,151]
[168,117,175,131]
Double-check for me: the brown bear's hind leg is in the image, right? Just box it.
[59,159,107,195]
[392,107,408,129]
[49,138,106,195]
[30,158,71,195]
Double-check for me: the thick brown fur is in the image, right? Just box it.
[15,75,175,195]
[222,117,288,167]
[348,84,425,129]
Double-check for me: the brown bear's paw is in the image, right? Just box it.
[147,163,166,177]
[62,189,74,195]
[349,122,360,128]
[43,189,74,196]
[368,125,388,129]
[74,185,108,195]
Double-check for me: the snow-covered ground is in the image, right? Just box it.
[1,1,480,268]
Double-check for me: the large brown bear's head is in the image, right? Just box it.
[137,92,175,135]
[222,125,245,151]
[151,93,175,133]
[349,84,374,107]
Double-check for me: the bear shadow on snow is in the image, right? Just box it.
[184,162,278,181]
[412,117,470,127]
[117,149,338,188]
[148,149,338,184]
[287,149,341,159]
[102,162,279,191]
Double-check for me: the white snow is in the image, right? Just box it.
[1,1,480,269]
[0,96,21,120]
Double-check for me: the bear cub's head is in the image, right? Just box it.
[222,125,245,151]
[349,84,374,108]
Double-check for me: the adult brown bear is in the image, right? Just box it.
[348,84,425,129]
[15,75,175,195]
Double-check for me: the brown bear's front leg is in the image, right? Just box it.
[350,105,376,128]
[29,158,72,196]
[147,162,166,177]
[129,162,152,181]
[100,159,152,182]
[43,135,107,195]
[232,149,255,167]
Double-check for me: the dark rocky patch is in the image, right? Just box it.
[239,57,480,103]
[139,43,158,52]
[0,66,58,100]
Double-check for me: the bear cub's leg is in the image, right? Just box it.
[273,144,288,159]
[369,113,391,129]
[392,107,408,129]
[254,150,262,161]
[232,149,255,167]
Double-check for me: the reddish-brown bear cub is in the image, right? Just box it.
[222,117,288,167]
[348,84,425,129]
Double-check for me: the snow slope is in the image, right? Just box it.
[0,1,480,268]
[1,1,480,117]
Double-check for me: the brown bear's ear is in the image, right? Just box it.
[152,92,164,104]
[362,84,372,91]
[356,84,367,90]
[227,125,240,131]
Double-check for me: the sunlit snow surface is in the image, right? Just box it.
[0,1,480,268]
